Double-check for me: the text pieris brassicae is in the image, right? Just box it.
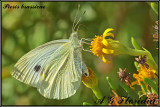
[11,9,89,100]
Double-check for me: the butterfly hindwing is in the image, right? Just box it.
[37,45,83,99]
[11,39,69,87]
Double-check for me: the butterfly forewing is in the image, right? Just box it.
[11,39,69,87]
[12,30,89,100]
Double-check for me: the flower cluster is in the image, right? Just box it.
[82,28,158,106]
[132,67,156,85]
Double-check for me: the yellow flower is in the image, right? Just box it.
[90,28,134,63]
[131,66,156,87]
[90,29,154,64]
[90,28,115,63]
[82,67,98,89]
[82,68,107,105]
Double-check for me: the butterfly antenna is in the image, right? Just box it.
[76,24,88,32]
[72,4,80,32]
[74,10,86,32]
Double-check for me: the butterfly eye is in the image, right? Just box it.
[83,73,89,77]
[34,65,41,72]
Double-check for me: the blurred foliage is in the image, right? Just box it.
[2,1,158,105]
[151,2,158,15]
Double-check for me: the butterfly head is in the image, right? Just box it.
[69,31,79,42]
[69,31,82,48]
[70,31,78,38]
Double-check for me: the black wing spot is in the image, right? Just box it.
[34,65,41,72]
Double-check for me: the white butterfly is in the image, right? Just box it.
[11,7,89,100]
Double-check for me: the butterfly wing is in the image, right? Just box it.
[37,44,84,99]
[11,39,69,87]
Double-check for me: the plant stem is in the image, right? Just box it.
[126,48,147,56]
[92,86,108,105]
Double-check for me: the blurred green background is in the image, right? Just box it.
[2,1,158,105]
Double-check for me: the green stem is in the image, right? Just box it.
[92,86,108,105]
[126,48,147,56]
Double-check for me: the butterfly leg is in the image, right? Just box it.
[80,38,92,45]
[81,38,92,41]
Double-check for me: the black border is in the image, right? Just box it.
[1,0,159,106]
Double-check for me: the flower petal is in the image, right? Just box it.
[102,48,114,54]
[103,28,114,38]
[103,28,114,35]
[131,81,138,86]
[102,55,111,63]
[102,39,108,46]
[151,69,156,73]
[103,33,114,39]
[133,73,137,78]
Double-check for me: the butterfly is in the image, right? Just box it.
[11,5,89,100]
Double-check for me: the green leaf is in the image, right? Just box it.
[137,91,143,96]
[151,2,158,15]
[140,81,147,94]
[143,78,158,95]
[143,48,158,72]
[106,76,116,92]
[131,37,141,50]
[120,82,139,100]
[134,61,140,70]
